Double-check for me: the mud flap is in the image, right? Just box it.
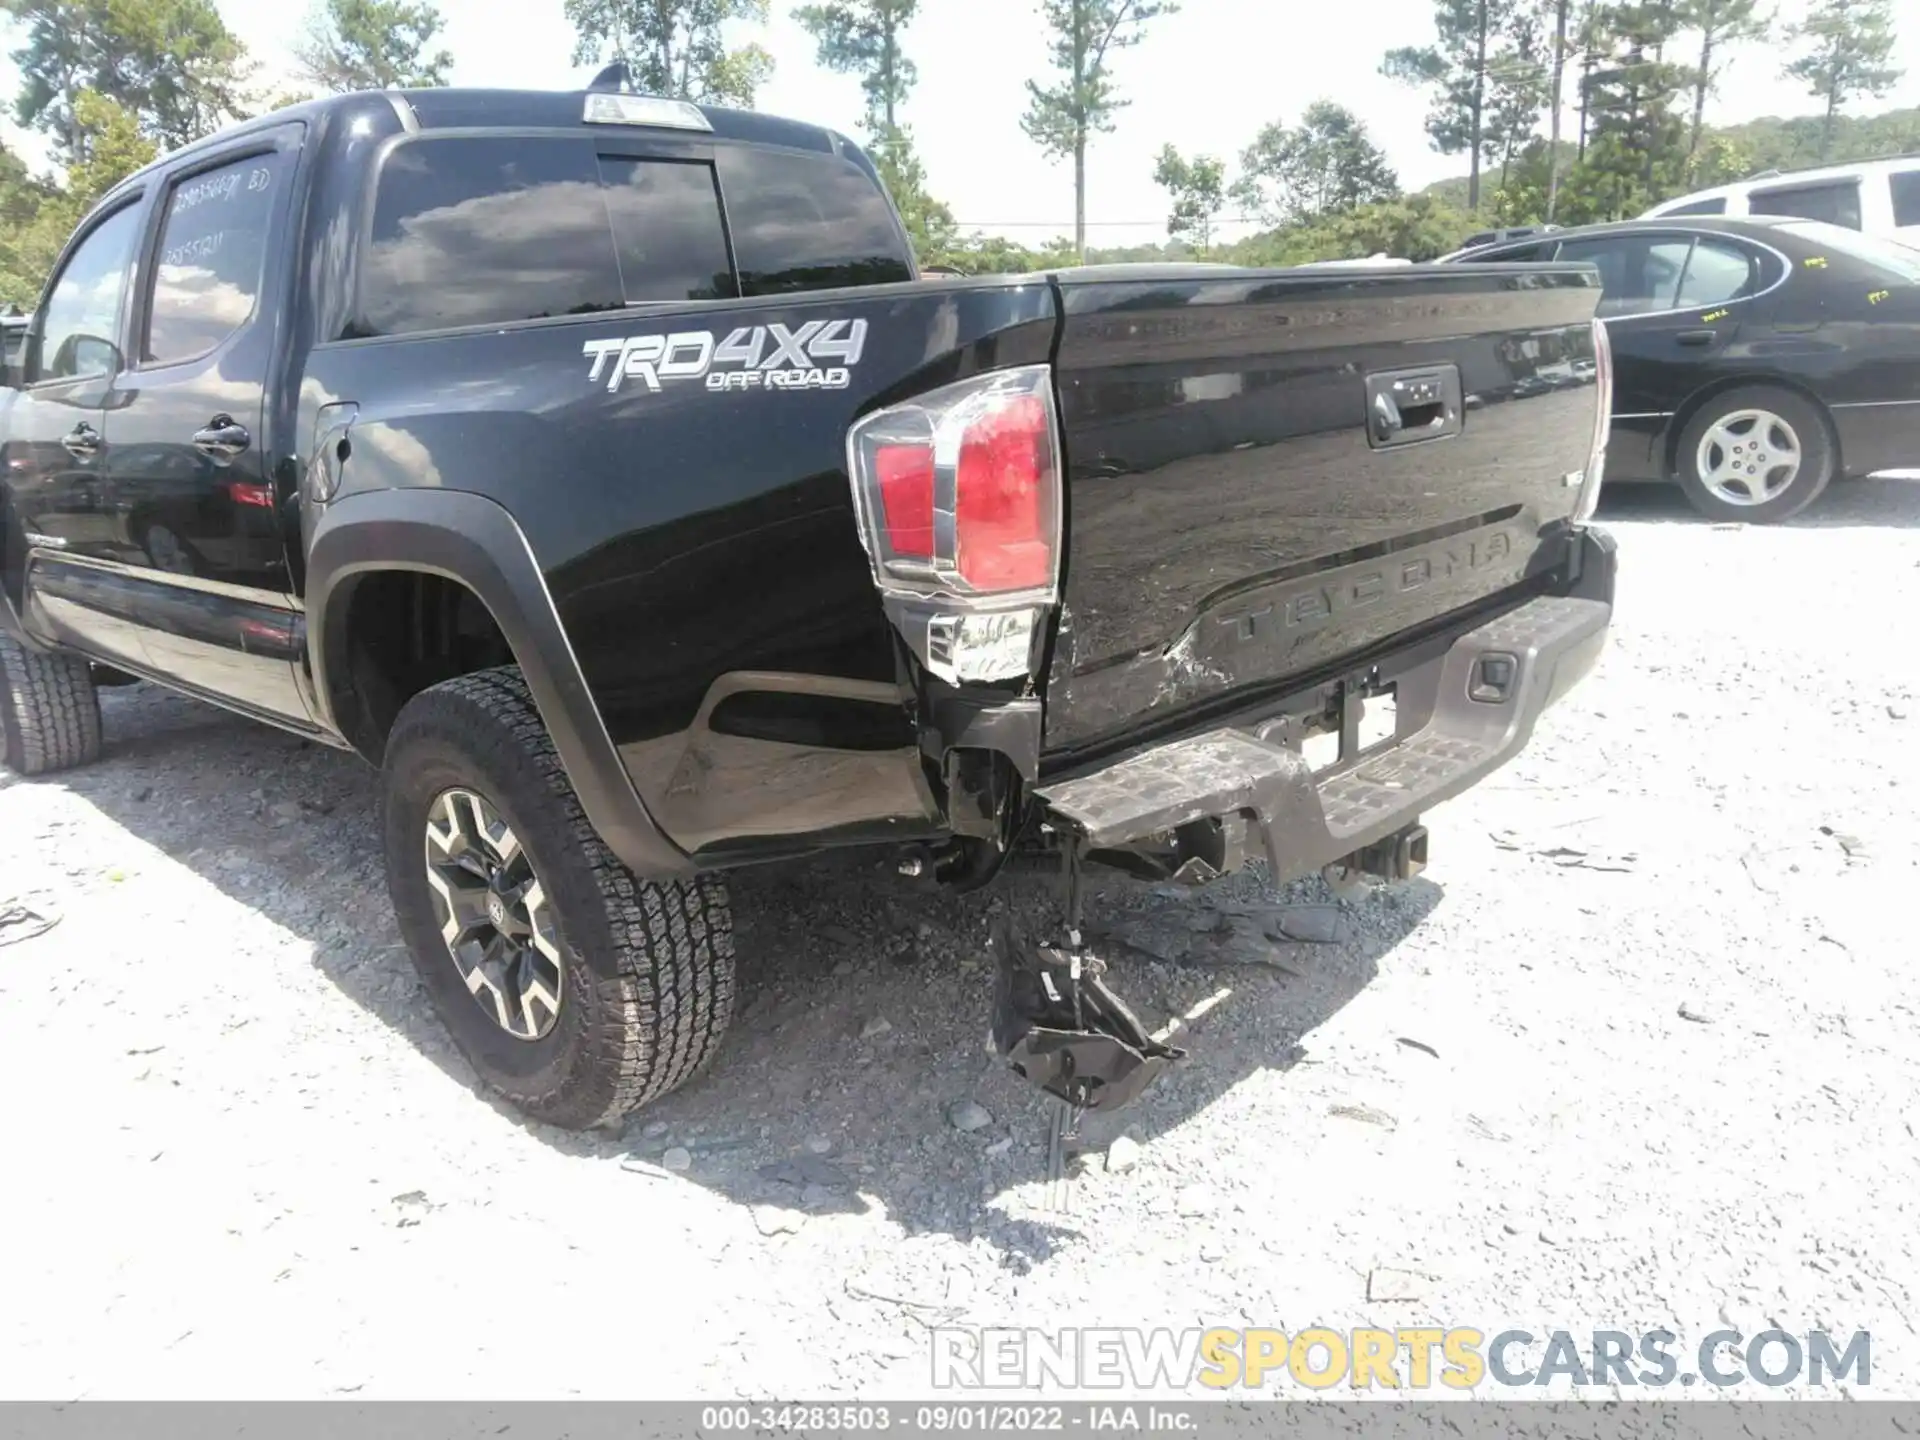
[989,914,1183,1111]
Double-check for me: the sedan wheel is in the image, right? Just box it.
[1674,385,1834,523]
[1694,408,1802,507]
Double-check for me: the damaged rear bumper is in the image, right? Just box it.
[1033,529,1615,888]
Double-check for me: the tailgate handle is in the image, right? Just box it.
[1366,365,1463,448]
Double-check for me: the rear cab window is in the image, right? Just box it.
[362,137,621,335]
[355,131,911,339]
[1663,197,1727,217]
[715,146,912,295]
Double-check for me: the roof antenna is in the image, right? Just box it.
[588,61,633,93]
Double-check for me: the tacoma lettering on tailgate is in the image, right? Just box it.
[1211,528,1518,649]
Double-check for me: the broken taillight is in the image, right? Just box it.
[847,365,1062,604]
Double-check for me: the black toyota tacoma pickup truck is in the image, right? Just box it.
[0,81,1617,1128]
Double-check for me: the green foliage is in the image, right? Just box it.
[0,144,63,311]
[0,91,157,310]
[66,88,158,204]
[1677,0,1770,167]
[871,126,960,265]
[1433,103,1920,220]
[1022,0,1177,257]
[1573,0,1693,218]
[0,0,231,305]
[1783,0,1902,159]
[1232,193,1478,266]
[1232,100,1399,227]
[1150,144,1224,251]
[293,0,453,92]
[1,0,252,154]
[1716,103,1920,171]
[1485,0,1551,190]
[794,0,916,132]
[1382,0,1507,210]
[565,0,775,106]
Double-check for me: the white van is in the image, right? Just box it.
[1640,155,1920,244]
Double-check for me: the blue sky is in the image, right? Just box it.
[11,0,1920,246]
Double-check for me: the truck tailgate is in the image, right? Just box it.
[1041,264,1604,759]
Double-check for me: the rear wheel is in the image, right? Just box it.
[1674,386,1834,523]
[382,667,735,1129]
[0,634,102,776]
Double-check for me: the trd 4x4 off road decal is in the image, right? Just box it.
[583,319,868,395]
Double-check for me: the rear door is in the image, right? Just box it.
[101,126,311,725]
[1555,230,1770,476]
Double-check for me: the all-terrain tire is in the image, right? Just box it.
[382,666,735,1129]
[1674,385,1835,524]
[0,633,103,776]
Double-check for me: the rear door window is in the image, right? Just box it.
[1556,236,1707,316]
[145,149,292,365]
[1749,178,1862,230]
[1641,240,1693,309]
[1663,196,1727,216]
[1675,238,1757,307]
[1554,238,1635,313]
[716,147,912,296]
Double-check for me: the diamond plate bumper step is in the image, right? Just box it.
[1035,594,1610,886]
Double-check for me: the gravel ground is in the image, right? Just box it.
[1,478,1916,1403]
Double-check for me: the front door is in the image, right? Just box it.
[4,199,152,670]
[102,127,312,726]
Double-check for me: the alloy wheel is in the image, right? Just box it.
[422,787,564,1040]
[1695,409,1803,506]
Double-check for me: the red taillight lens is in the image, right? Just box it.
[956,394,1050,591]
[847,364,1061,602]
[227,481,275,509]
[875,443,935,558]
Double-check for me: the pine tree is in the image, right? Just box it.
[1783,0,1902,161]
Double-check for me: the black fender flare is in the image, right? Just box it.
[305,487,692,879]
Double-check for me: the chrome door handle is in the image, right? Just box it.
[61,422,101,459]
[192,415,251,464]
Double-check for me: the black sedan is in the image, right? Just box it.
[1445,216,1920,521]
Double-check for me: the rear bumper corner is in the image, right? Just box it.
[1035,556,1612,887]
